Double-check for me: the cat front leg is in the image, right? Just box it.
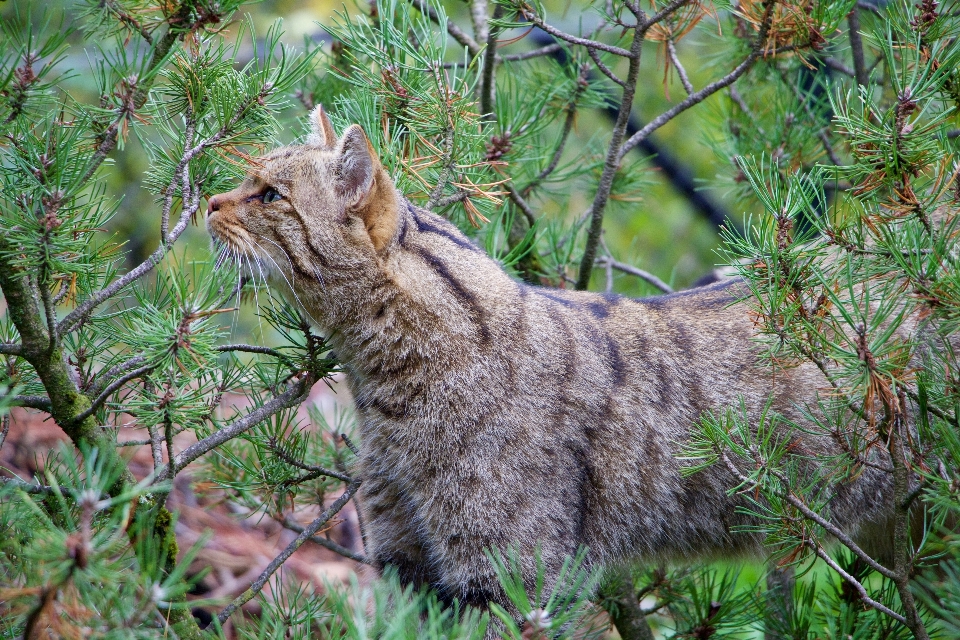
[358,471,437,587]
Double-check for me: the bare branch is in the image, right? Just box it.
[0,476,53,494]
[87,355,148,399]
[575,25,647,290]
[480,4,504,118]
[0,343,21,355]
[470,0,490,44]
[596,257,673,293]
[216,482,361,626]
[640,0,693,33]
[217,344,286,358]
[824,57,856,78]
[847,6,869,88]
[505,182,538,228]
[153,377,312,483]
[588,47,627,86]
[666,40,694,96]
[522,67,586,197]
[281,514,369,564]
[519,13,634,58]
[7,395,53,411]
[501,43,564,62]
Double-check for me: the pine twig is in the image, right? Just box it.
[618,0,781,162]
[281,514,369,564]
[666,40,694,95]
[216,482,361,626]
[152,377,313,483]
[596,256,673,293]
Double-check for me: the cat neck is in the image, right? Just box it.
[316,199,516,377]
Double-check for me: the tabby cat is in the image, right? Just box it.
[205,107,893,617]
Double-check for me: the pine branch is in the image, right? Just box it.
[519,14,634,58]
[719,451,898,580]
[0,343,21,355]
[7,395,54,411]
[666,40,694,96]
[215,482,361,626]
[267,436,355,483]
[152,376,313,483]
[281,513,369,564]
[70,363,154,425]
[618,0,780,162]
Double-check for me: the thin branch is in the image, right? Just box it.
[216,344,286,358]
[522,67,586,197]
[597,257,673,293]
[519,13,634,58]
[281,514,369,564]
[0,476,53,494]
[86,355,148,398]
[575,24,647,290]
[426,123,456,210]
[0,414,9,450]
[847,7,869,88]
[640,0,693,33]
[666,40,694,95]
[500,43,563,62]
[0,343,21,355]
[71,364,154,425]
[7,395,53,411]
[267,437,354,483]
[409,0,481,56]
[719,451,898,580]
[618,0,780,162]
[505,182,538,228]
[806,540,906,622]
[470,0,490,45]
[824,57,856,78]
[588,47,627,86]
[59,88,266,338]
[480,4,505,118]
[117,439,154,447]
[216,482,361,626]
[781,70,842,166]
[153,377,312,483]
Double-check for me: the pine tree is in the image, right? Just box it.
[1,0,959,637]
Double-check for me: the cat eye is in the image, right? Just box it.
[261,188,284,204]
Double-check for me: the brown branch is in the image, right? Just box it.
[216,482,361,626]
[267,437,354,483]
[505,182,538,228]
[0,343,21,355]
[7,395,53,411]
[806,539,906,623]
[520,13,634,58]
[71,364,154,425]
[847,7,869,88]
[588,47,627,86]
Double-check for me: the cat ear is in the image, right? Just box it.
[335,125,375,203]
[307,104,337,147]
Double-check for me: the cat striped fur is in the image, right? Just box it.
[205,106,894,621]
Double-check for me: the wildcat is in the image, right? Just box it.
[205,106,894,617]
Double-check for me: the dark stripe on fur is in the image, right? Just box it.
[415,247,491,344]
[407,202,482,253]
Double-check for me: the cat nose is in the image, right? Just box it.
[207,195,223,214]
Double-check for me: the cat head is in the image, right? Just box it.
[206,106,400,300]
